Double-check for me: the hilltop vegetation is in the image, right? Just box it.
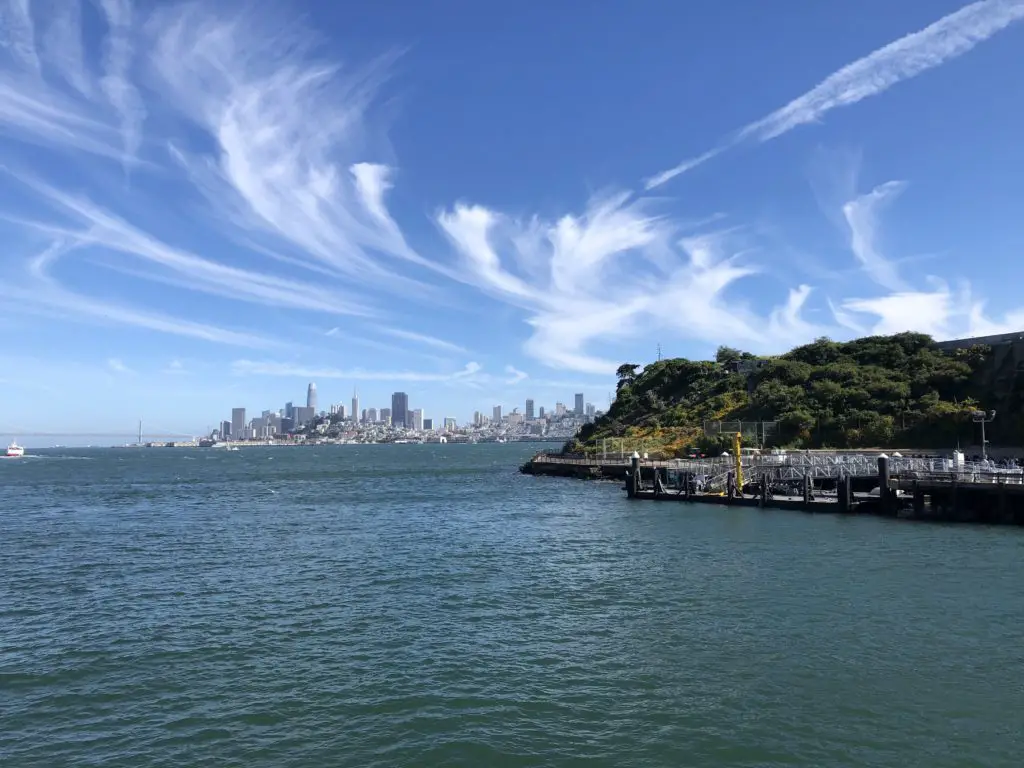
[569,333,1022,457]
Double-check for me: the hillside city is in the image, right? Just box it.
[199,383,604,446]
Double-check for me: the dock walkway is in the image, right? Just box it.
[622,453,1024,525]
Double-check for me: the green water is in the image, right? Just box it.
[2,443,1022,767]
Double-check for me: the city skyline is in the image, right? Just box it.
[4,1,1024,434]
[218,382,601,439]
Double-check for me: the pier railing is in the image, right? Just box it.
[533,451,1024,489]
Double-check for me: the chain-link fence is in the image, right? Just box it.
[703,420,778,441]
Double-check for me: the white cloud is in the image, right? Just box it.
[378,327,468,354]
[145,5,436,287]
[107,357,132,373]
[504,365,528,384]
[96,0,145,165]
[438,193,835,375]
[647,0,1024,188]
[842,181,909,291]
[840,282,1024,340]
[231,359,486,383]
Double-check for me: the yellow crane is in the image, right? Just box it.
[733,431,743,494]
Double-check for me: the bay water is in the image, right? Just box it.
[2,443,1022,766]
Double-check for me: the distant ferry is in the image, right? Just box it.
[5,441,25,458]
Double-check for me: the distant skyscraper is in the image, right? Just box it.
[352,389,360,424]
[368,407,378,423]
[411,409,424,431]
[220,420,231,439]
[306,382,317,411]
[231,407,245,438]
[525,399,535,420]
[539,406,546,419]
[381,407,392,425]
[391,392,409,428]
[284,402,294,420]
[423,418,433,431]
[574,393,584,415]
[493,405,502,423]
[444,417,456,432]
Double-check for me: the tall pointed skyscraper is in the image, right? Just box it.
[351,388,360,424]
[306,382,318,411]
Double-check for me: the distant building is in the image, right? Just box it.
[368,407,378,423]
[934,331,1024,351]
[444,417,457,432]
[220,420,231,439]
[411,408,424,431]
[284,402,294,420]
[361,408,368,424]
[730,359,770,375]
[525,399,535,420]
[391,392,409,428]
[555,402,566,416]
[574,393,584,415]
[539,406,546,419]
[293,406,315,426]
[231,407,246,438]
[306,382,317,411]
[352,390,360,424]
[493,405,502,423]
[380,407,392,426]
[423,418,433,431]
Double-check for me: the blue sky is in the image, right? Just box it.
[2,0,1024,441]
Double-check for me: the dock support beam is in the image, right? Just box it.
[838,476,852,513]
[877,455,894,516]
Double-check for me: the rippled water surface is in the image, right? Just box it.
[2,443,1023,767]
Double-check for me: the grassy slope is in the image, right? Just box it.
[570,333,1016,458]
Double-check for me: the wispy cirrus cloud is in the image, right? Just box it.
[839,282,1024,340]
[504,365,527,384]
[231,359,486,383]
[646,0,1024,188]
[378,327,468,354]
[833,186,1024,340]
[96,0,145,165]
[0,0,445,354]
[438,192,831,376]
[1,0,1021,390]
[842,180,909,292]
[146,4,436,288]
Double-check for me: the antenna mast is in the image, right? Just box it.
[657,343,662,361]
[137,419,142,445]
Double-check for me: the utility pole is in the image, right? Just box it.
[657,343,662,361]
[971,409,996,462]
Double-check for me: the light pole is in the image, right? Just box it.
[971,409,996,461]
